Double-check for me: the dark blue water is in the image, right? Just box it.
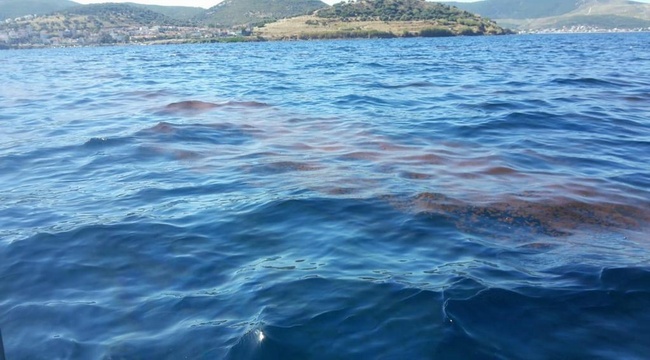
[1,33,649,359]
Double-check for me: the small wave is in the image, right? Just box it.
[337,151,383,161]
[622,92,650,102]
[465,100,522,112]
[334,94,389,107]
[226,328,274,359]
[162,100,219,113]
[71,97,94,106]
[161,100,270,114]
[444,270,650,359]
[224,278,449,359]
[480,166,519,175]
[462,99,553,113]
[221,100,270,108]
[137,121,255,146]
[400,171,434,180]
[126,183,234,202]
[398,153,446,165]
[250,161,323,174]
[610,172,650,189]
[83,137,127,148]
[551,77,628,88]
[376,81,435,89]
[122,89,172,99]
[365,61,386,68]
[456,110,588,134]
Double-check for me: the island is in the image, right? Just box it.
[255,0,512,40]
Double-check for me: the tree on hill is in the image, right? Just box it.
[196,0,328,27]
[445,0,584,20]
[447,0,650,30]
[316,0,485,22]
[60,3,189,27]
[256,0,513,39]
[0,0,78,20]
[127,3,205,22]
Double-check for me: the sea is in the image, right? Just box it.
[1,33,649,359]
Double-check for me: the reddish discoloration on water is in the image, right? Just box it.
[162,100,270,114]
[140,102,650,240]
[150,122,176,133]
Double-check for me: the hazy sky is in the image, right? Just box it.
[75,0,650,9]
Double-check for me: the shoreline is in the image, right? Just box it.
[3,29,649,50]
[0,32,506,50]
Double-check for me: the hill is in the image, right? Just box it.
[317,0,495,22]
[0,0,79,20]
[255,0,511,39]
[0,3,194,48]
[445,0,582,20]
[196,0,328,27]
[447,0,650,30]
[3,1,287,49]
[127,3,205,21]
[58,3,190,26]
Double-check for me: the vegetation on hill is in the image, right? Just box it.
[317,0,484,22]
[61,3,186,25]
[445,0,580,20]
[60,3,190,27]
[0,2,192,46]
[447,0,650,30]
[552,14,650,28]
[127,3,205,21]
[196,0,328,27]
[0,0,78,20]
[256,0,512,40]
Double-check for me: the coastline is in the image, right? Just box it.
[0,27,512,50]
[0,29,650,50]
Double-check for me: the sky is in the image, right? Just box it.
[75,0,482,9]
[75,0,650,9]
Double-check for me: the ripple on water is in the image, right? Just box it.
[1,34,650,359]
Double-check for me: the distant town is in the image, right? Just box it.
[1,15,251,49]
[521,25,650,34]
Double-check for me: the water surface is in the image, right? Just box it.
[1,34,649,359]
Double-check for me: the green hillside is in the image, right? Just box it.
[0,0,78,20]
[257,0,512,39]
[552,14,650,28]
[447,0,650,30]
[0,2,227,48]
[445,0,580,20]
[317,0,488,22]
[1,2,191,35]
[60,3,190,26]
[196,0,328,27]
[127,3,205,21]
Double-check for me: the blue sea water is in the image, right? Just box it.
[0,33,649,359]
